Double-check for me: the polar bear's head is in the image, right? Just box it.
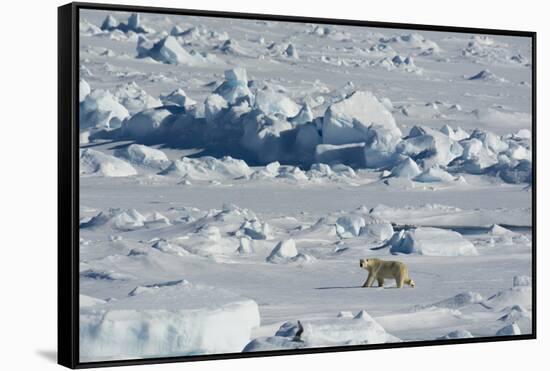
[359,258,377,269]
[359,258,380,269]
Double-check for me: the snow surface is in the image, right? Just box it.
[78,8,532,361]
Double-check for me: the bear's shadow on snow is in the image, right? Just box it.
[315,285,364,290]
[316,285,403,290]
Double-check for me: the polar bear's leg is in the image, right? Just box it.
[396,273,404,288]
[364,273,375,287]
[377,277,384,287]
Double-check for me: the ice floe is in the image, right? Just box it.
[80,281,260,361]
[389,227,478,256]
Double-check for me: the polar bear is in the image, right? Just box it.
[359,258,415,288]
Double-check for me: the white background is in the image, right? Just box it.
[0,0,546,369]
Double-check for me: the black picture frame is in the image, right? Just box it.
[58,2,537,368]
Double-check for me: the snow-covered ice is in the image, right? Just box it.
[80,281,260,361]
[389,227,478,256]
[78,8,533,361]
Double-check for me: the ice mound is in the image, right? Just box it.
[470,129,509,154]
[121,107,172,139]
[391,55,415,68]
[175,226,240,258]
[238,219,272,240]
[204,93,229,123]
[414,167,456,183]
[391,157,422,179]
[243,334,308,352]
[380,33,440,52]
[506,142,531,161]
[137,36,200,65]
[100,15,119,31]
[80,90,130,130]
[290,103,314,126]
[450,127,531,184]
[498,160,532,184]
[237,237,254,254]
[440,124,469,142]
[315,143,366,168]
[80,269,134,281]
[213,68,253,104]
[266,239,298,263]
[495,323,521,336]
[498,305,531,334]
[374,55,422,74]
[216,39,252,57]
[240,111,294,164]
[484,286,532,311]
[513,275,531,287]
[396,126,463,168]
[160,156,252,180]
[283,43,299,58]
[80,294,107,308]
[322,91,401,167]
[277,166,308,181]
[80,282,260,361]
[453,137,499,174]
[170,25,199,38]
[467,69,508,83]
[437,329,473,340]
[311,25,331,37]
[292,253,316,264]
[80,79,91,102]
[514,129,531,140]
[146,212,171,228]
[101,13,152,34]
[250,161,281,179]
[336,215,366,238]
[113,82,161,114]
[244,312,399,352]
[128,279,189,296]
[267,42,299,59]
[80,149,137,177]
[114,144,171,170]
[80,19,102,36]
[419,292,484,310]
[489,224,515,236]
[80,208,146,231]
[151,239,188,256]
[254,88,301,118]
[160,88,197,109]
[461,37,518,64]
[291,217,338,241]
[306,163,332,178]
[360,222,394,242]
[389,227,478,256]
[498,305,530,322]
[399,102,441,119]
[182,204,263,238]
